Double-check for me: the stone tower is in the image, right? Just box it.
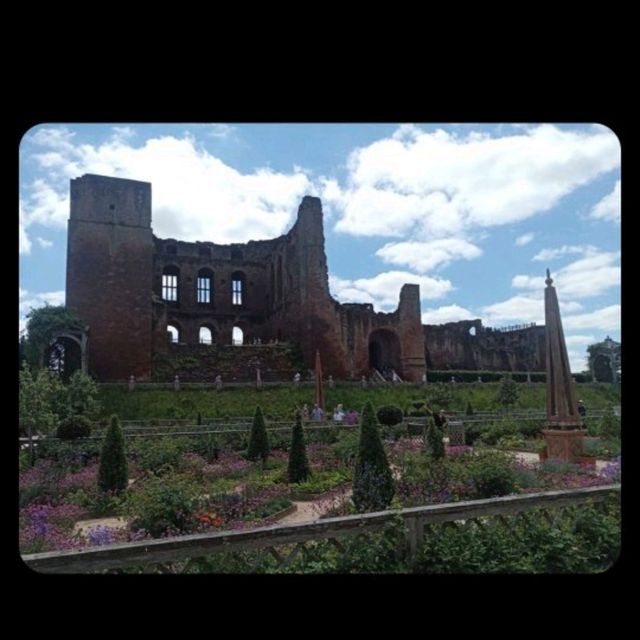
[66,174,153,380]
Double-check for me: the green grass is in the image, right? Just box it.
[97,383,620,422]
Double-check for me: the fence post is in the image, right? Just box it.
[406,516,424,563]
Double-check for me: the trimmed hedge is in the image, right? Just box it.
[376,405,404,426]
[56,415,92,440]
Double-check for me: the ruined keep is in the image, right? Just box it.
[66,174,426,382]
[423,320,546,372]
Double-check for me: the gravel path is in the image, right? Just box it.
[277,488,353,525]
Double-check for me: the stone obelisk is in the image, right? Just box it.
[542,269,584,461]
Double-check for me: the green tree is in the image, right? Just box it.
[98,415,128,494]
[424,417,445,459]
[353,401,395,513]
[23,305,84,370]
[496,375,519,412]
[288,411,311,483]
[599,405,621,441]
[19,361,64,437]
[247,406,270,464]
[65,370,101,419]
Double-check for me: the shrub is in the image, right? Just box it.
[247,406,269,463]
[478,420,518,445]
[288,412,311,484]
[465,401,474,416]
[465,423,483,446]
[127,473,201,537]
[376,405,404,426]
[496,375,519,411]
[56,415,92,440]
[599,406,621,441]
[424,418,445,459]
[137,436,191,475]
[468,450,518,498]
[98,415,128,494]
[331,430,359,467]
[352,402,395,512]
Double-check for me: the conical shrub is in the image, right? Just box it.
[98,414,128,494]
[352,401,394,512]
[247,406,269,463]
[424,417,445,459]
[288,411,311,483]
[466,401,474,416]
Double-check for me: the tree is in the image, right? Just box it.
[247,406,270,464]
[496,375,518,412]
[23,305,84,370]
[352,401,395,513]
[98,415,128,494]
[424,417,445,459]
[19,361,65,437]
[65,370,100,419]
[288,411,311,483]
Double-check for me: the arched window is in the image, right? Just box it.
[199,326,213,344]
[231,248,243,261]
[469,326,476,336]
[167,325,180,343]
[197,268,214,304]
[231,271,245,306]
[232,326,243,346]
[162,266,180,302]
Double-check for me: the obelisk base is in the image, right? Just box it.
[542,428,586,463]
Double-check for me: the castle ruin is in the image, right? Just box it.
[65,174,546,382]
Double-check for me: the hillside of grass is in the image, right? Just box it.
[97,382,620,422]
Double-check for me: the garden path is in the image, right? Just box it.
[512,450,609,472]
[73,516,128,537]
[277,488,353,526]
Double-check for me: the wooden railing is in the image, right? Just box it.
[22,485,619,574]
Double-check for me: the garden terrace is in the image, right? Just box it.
[23,485,620,574]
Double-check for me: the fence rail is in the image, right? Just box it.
[22,485,619,574]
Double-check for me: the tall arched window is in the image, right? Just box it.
[232,326,243,346]
[162,266,180,302]
[197,268,214,304]
[199,326,213,344]
[167,325,180,343]
[231,271,245,306]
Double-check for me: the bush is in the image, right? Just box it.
[599,406,621,441]
[127,473,201,537]
[331,430,359,467]
[464,423,483,446]
[468,450,517,498]
[98,415,128,494]
[136,436,190,475]
[247,406,269,463]
[424,418,445,459]
[56,415,92,440]
[376,405,404,426]
[496,375,519,411]
[353,402,395,512]
[465,401,474,416]
[478,420,518,445]
[288,412,311,484]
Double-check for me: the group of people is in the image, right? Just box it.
[299,403,359,425]
[250,337,282,345]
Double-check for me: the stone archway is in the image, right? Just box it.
[368,329,402,377]
[47,330,88,381]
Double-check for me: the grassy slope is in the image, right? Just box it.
[97,383,620,421]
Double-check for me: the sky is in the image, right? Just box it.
[19,123,621,373]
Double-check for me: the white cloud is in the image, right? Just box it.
[329,271,453,311]
[111,126,136,141]
[515,232,535,246]
[22,129,313,246]
[564,335,597,347]
[376,238,482,273]
[36,237,53,248]
[421,304,475,324]
[19,288,28,299]
[512,249,620,299]
[19,221,31,255]
[590,180,620,224]
[19,290,65,316]
[563,305,621,332]
[532,244,597,261]
[481,294,583,326]
[331,124,620,240]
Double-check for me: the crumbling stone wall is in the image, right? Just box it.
[424,320,546,371]
[67,176,426,381]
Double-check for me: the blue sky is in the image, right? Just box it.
[19,123,621,372]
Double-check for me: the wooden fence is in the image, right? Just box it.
[22,485,619,574]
